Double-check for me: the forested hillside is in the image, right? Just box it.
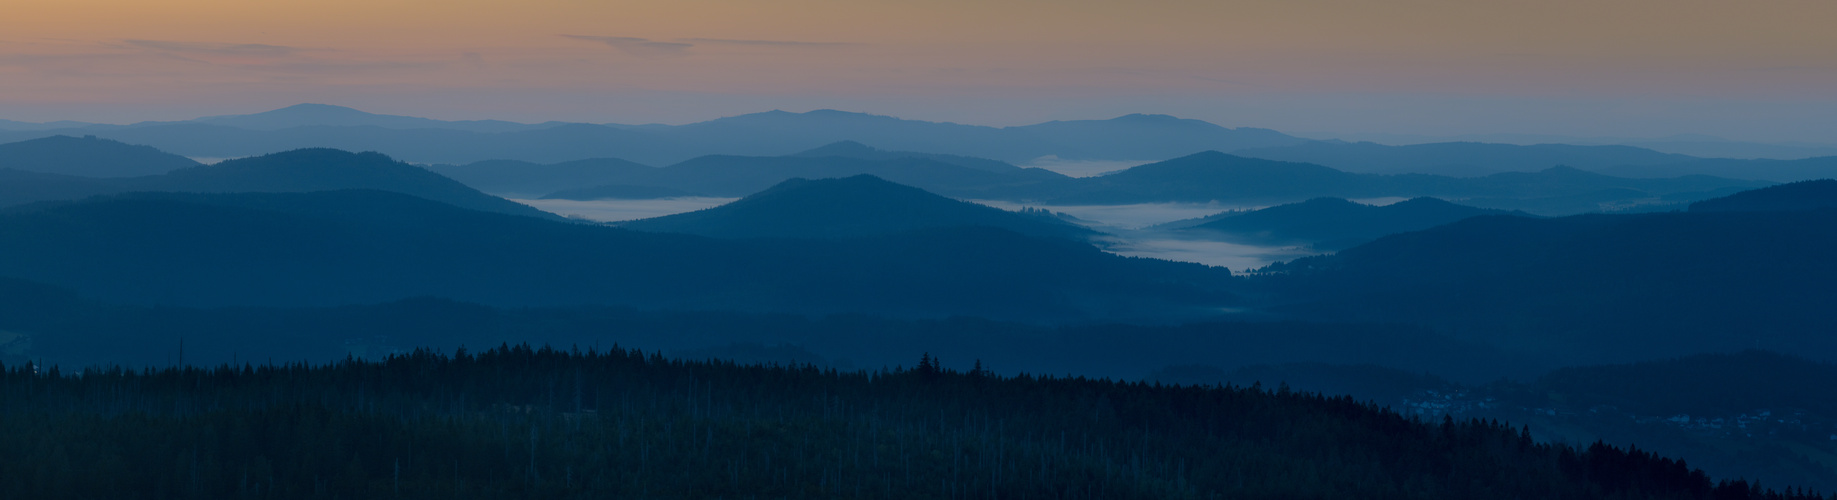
[0,148,558,219]
[1257,208,1837,365]
[0,135,199,177]
[619,175,1095,240]
[1,346,1818,499]
[0,190,1231,320]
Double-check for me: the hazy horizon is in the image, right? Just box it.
[8,102,1837,153]
[5,1,1836,143]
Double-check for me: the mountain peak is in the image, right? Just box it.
[620,174,1093,240]
[224,147,395,164]
[1389,197,1461,208]
[1096,113,1226,130]
[1111,113,1182,122]
[803,109,875,117]
[197,103,376,122]
[160,148,560,220]
[713,109,897,125]
[266,103,370,114]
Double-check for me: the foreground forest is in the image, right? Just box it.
[0,345,1825,499]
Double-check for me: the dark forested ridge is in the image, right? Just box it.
[1255,206,1837,366]
[0,275,1525,383]
[0,148,558,219]
[618,175,1096,240]
[1148,353,1837,492]
[550,153,1074,200]
[2,346,1821,499]
[0,190,1231,320]
[1034,152,1765,213]
[1183,197,1526,249]
[1233,140,1700,176]
[1530,351,1837,418]
[0,135,200,177]
[1688,179,1837,213]
[1593,157,1837,184]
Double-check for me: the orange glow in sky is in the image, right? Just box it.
[3,0,1834,140]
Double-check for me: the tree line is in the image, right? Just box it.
[0,344,1823,499]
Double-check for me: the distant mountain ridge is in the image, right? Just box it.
[0,105,1309,165]
[0,135,199,177]
[186,103,555,133]
[1592,156,1837,183]
[1235,141,1699,176]
[0,137,1775,217]
[618,175,1096,240]
[10,104,1837,182]
[0,148,557,220]
[431,149,1770,216]
[1688,179,1837,213]
[544,153,1074,200]
[1186,197,1526,249]
[1033,152,1768,213]
[0,190,1233,321]
[0,119,101,131]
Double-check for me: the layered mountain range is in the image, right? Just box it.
[6,103,1836,182]
[4,116,1837,490]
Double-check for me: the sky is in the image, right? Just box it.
[2,0,1834,143]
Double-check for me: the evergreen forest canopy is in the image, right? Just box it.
[1,345,1824,500]
[1153,352,1837,491]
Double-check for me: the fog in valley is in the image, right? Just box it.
[524,196,1320,271]
[1018,157,1150,178]
[514,196,737,222]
